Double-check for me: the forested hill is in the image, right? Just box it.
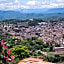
[0,8,64,20]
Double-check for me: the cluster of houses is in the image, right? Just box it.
[0,20,64,47]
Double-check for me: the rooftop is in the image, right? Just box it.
[18,58,56,64]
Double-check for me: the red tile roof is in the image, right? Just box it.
[18,58,56,64]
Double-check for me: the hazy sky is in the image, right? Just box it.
[0,0,64,10]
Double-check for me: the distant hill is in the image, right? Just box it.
[0,11,22,20]
[19,8,64,13]
[46,8,64,13]
[0,8,64,20]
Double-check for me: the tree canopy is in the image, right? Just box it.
[10,45,30,62]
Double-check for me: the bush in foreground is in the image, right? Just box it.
[10,45,30,62]
[0,40,15,64]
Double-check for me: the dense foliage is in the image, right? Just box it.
[10,45,30,62]
[43,52,64,63]
[0,40,15,64]
[0,37,63,63]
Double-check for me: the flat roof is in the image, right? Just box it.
[54,47,64,49]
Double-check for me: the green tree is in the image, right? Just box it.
[49,45,53,51]
[21,37,44,51]
[62,34,64,38]
[10,45,30,62]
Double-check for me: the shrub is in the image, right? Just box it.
[43,48,50,52]
[0,40,15,64]
[10,45,30,62]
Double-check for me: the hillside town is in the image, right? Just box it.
[0,19,64,64]
[0,0,64,63]
[0,19,64,47]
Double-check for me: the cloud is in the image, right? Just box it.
[0,0,21,10]
[49,1,64,8]
[56,0,64,2]
[21,5,29,9]
[40,0,64,8]
[15,0,19,3]
[24,0,64,8]
[26,0,38,5]
[0,0,64,10]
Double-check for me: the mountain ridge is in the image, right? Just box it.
[19,8,64,13]
[0,8,64,20]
